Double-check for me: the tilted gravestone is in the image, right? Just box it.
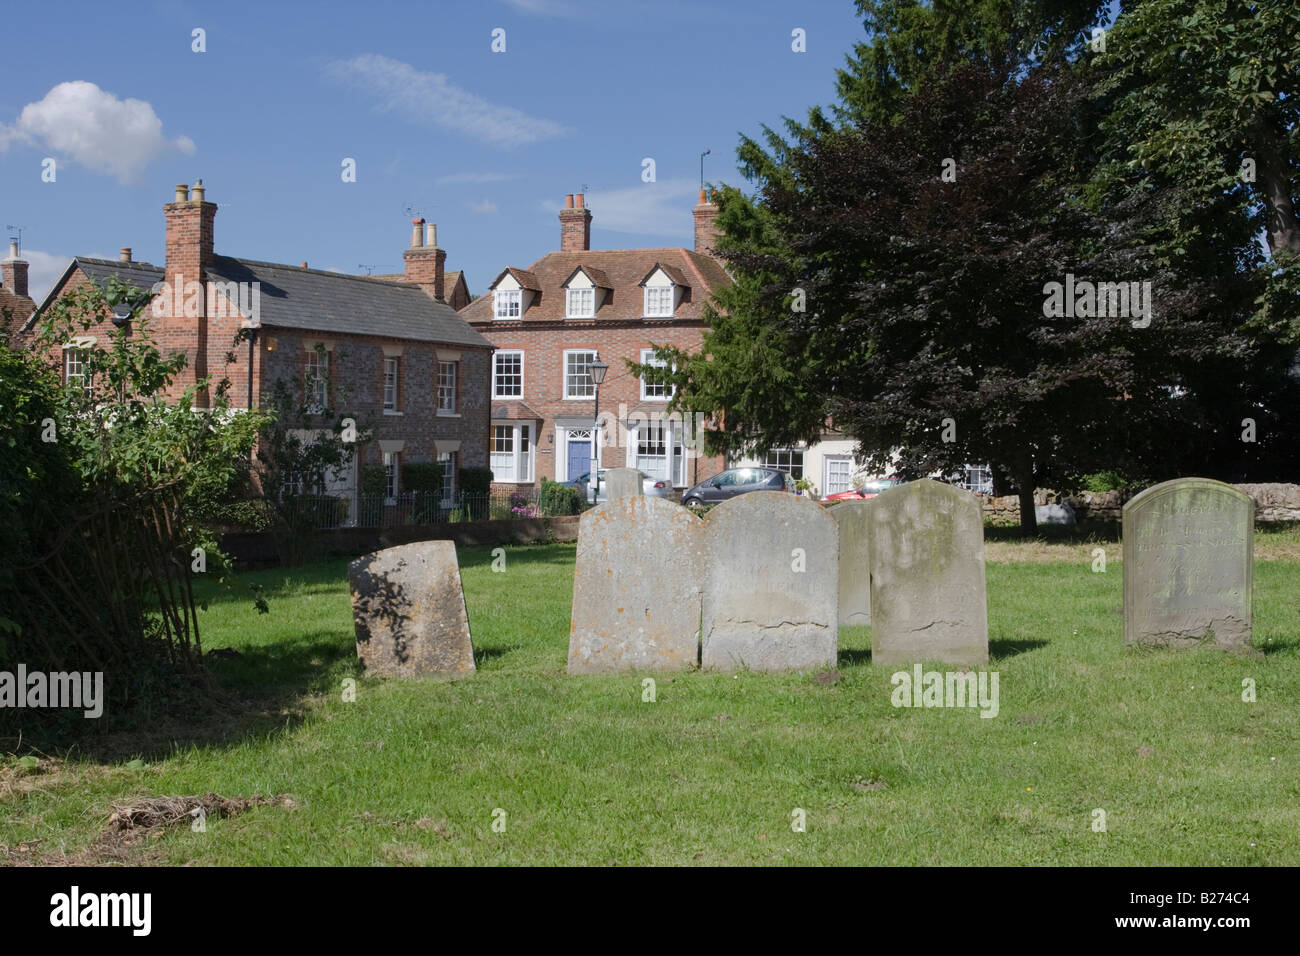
[604,467,644,501]
[701,491,837,672]
[1123,478,1254,651]
[348,540,475,677]
[869,479,988,667]
[829,500,872,626]
[568,496,705,673]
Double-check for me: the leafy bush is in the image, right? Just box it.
[402,461,444,494]
[360,464,387,495]
[459,467,493,520]
[538,478,583,516]
[1081,471,1129,493]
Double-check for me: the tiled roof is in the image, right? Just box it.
[562,265,611,289]
[0,287,36,332]
[23,257,165,331]
[464,248,729,324]
[640,262,689,287]
[487,266,541,293]
[203,257,491,348]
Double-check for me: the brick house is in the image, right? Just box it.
[22,182,492,513]
[462,191,730,496]
[0,240,35,336]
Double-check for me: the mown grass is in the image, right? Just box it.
[3,530,1299,866]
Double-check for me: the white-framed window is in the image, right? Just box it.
[956,464,993,495]
[439,451,457,505]
[64,348,92,397]
[383,450,399,500]
[824,457,853,496]
[437,361,457,414]
[629,420,689,487]
[564,350,597,399]
[644,285,673,317]
[765,448,804,480]
[640,349,674,400]
[566,287,595,318]
[493,350,523,398]
[491,423,533,483]
[383,357,399,412]
[494,288,522,319]
[306,347,329,411]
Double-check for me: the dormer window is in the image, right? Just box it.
[494,289,522,319]
[566,287,595,318]
[644,285,673,317]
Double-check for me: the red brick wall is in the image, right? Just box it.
[471,317,726,492]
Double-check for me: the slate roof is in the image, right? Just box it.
[463,248,730,324]
[26,256,489,349]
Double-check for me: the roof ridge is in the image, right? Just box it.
[213,255,428,288]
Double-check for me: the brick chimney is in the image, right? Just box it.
[120,247,133,263]
[162,181,217,403]
[559,193,591,252]
[403,217,447,301]
[693,188,720,256]
[164,180,216,290]
[1,240,28,298]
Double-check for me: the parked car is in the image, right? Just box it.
[680,467,794,509]
[568,470,672,505]
[821,476,902,504]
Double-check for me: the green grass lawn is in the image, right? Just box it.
[3,533,1299,865]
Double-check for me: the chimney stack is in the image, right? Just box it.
[693,188,720,256]
[120,247,133,262]
[559,192,591,252]
[1,240,28,298]
[403,218,446,301]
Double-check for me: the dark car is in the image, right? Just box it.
[680,467,794,509]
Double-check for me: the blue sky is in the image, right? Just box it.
[0,0,868,302]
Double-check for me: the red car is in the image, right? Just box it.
[821,477,902,503]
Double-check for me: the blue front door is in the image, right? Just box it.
[567,438,591,482]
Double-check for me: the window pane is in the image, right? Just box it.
[383,358,398,410]
[565,351,596,398]
[438,362,457,412]
[494,351,522,397]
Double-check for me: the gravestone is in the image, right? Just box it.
[869,479,988,667]
[568,496,704,673]
[829,500,871,626]
[1123,478,1254,651]
[348,540,475,677]
[701,492,837,672]
[604,467,644,500]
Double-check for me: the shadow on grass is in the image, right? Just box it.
[984,520,1121,544]
[990,638,1050,660]
[838,648,873,667]
[474,644,523,665]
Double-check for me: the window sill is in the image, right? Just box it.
[492,395,522,401]
[437,411,461,418]
[562,396,596,401]
[383,409,403,416]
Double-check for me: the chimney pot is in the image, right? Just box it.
[426,222,437,248]
[564,194,574,209]
[301,261,308,269]
[7,240,17,259]
[175,184,190,203]
[411,218,425,248]
[575,193,585,209]
[192,180,205,203]
[120,247,132,262]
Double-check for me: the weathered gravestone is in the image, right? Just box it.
[604,467,644,500]
[829,500,871,626]
[568,496,704,673]
[869,479,988,667]
[348,540,475,677]
[1123,478,1254,651]
[701,492,837,672]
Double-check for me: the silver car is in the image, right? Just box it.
[569,469,672,504]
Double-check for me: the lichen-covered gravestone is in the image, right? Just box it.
[1123,478,1254,651]
[568,496,704,673]
[604,467,644,501]
[348,540,475,677]
[829,500,871,626]
[701,491,837,672]
[869,479,988,667]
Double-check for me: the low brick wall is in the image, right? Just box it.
[979,483,1300,525]
[220,515,581,569]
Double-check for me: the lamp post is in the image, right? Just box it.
[589,358,609,498]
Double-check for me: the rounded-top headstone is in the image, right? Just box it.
[829,499,872,626]
[1122,477,1254,651]
[868,479,988,667]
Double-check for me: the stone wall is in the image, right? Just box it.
[978,483,1300,525]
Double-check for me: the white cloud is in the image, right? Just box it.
[15,250,83,304]
[470,199,499,215]
[550,179,698,238]
[328,54,569,149]
[437,172,518,185]
[0,82,194,183]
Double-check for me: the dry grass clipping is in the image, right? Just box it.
[105,792,295,832]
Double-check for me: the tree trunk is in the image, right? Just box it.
[1017,461,1037,535]
[1252,118,1299,257]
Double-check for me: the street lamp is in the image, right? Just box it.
[589,358,609,491]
